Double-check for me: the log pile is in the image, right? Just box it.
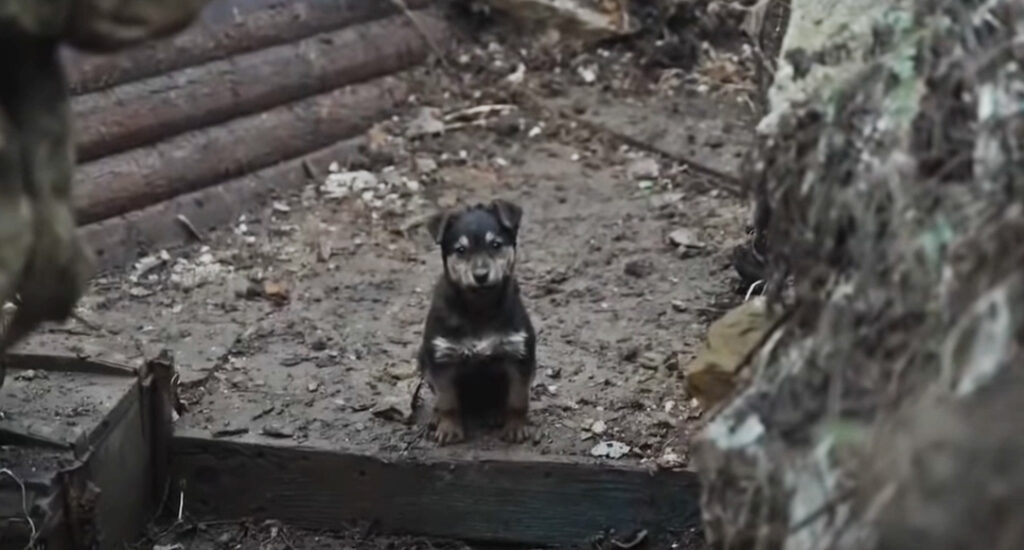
[67,0,446,271]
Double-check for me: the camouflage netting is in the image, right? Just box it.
[695,0,1024,548]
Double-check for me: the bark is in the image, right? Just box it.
[72,12,444,161]
[73,77,409,225]
[62,0,433,94]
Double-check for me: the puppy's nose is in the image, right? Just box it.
[473,271,489,284]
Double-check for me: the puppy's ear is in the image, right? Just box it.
[425,210,451,245]
[490,199,523,235]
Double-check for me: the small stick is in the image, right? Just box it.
[176,214,205,242]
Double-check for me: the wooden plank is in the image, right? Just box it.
[63,0,433,94]
[171,436,702,547]
[73,75,408,225]
[72,12,443,161]
[80,138,365,272]
[0,359,162,550]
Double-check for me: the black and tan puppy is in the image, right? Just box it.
[418,199,537,445]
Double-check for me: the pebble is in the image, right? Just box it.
[262,424,294,438]
[624,259,654,278]
[627,157,660,180]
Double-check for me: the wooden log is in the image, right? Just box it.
[80,138,365,272]
[63,0,434,94]
[171,435,702,547]
[73,75,408,225]
[72,12,443,161]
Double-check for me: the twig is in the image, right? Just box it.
[0,468,37,550]
[443,104,517,122]
[176,214,205,242]
[611,529,648,549]
[388,0,450,71]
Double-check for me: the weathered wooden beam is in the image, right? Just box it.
[80,138,365,272]
[72,12,443,161]
[171,435,702,547]
[73,75,408,225]
[63,0,434,95]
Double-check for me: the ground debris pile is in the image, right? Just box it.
[695,0,1024,548]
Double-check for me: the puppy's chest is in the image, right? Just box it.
[430,330,530,364]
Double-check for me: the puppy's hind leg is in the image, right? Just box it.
[428,366,464,445]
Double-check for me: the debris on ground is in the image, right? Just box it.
[478,0,634,42]
[590,440,631,459]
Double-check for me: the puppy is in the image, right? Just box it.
[418,199,537,445]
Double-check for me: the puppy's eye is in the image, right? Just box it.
[491,241,503,250]
[455,245,467,255]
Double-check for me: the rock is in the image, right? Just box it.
[371,379,416,423]
[638,351,668,371]
[684,297,773,408]
[307,381,320,393]
[15,370,46,381]
[590,440,631,459]
[271,201,291,213]
[371,396,413,423]
[651,192,685,208]
[406,106,445,138]
[280,355,305,368]
[590,419,608,435]
[261,281,290,304]
[577,64,598,84]
[385,362,418,381]
[624,258,655,278]
[309,338,328,352]
[261,423,294,438]
[667,227,705,250]
[627,157,660,180]
[656,450,686,470]
[413,156,438,174]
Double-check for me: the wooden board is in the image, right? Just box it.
[63,0,433,94]
[0,356,170,550]
[73,75,409,225]
[172,436,702,547]
[72,12,443,161]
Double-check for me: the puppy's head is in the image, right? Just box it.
[427,200,523,291]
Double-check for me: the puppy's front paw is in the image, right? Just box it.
[434,415,465,445]
[501,414,530,443]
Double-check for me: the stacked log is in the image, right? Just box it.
[67,0,446,271]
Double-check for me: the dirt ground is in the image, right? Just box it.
[139,518,708,550]
[11,14,758,549]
